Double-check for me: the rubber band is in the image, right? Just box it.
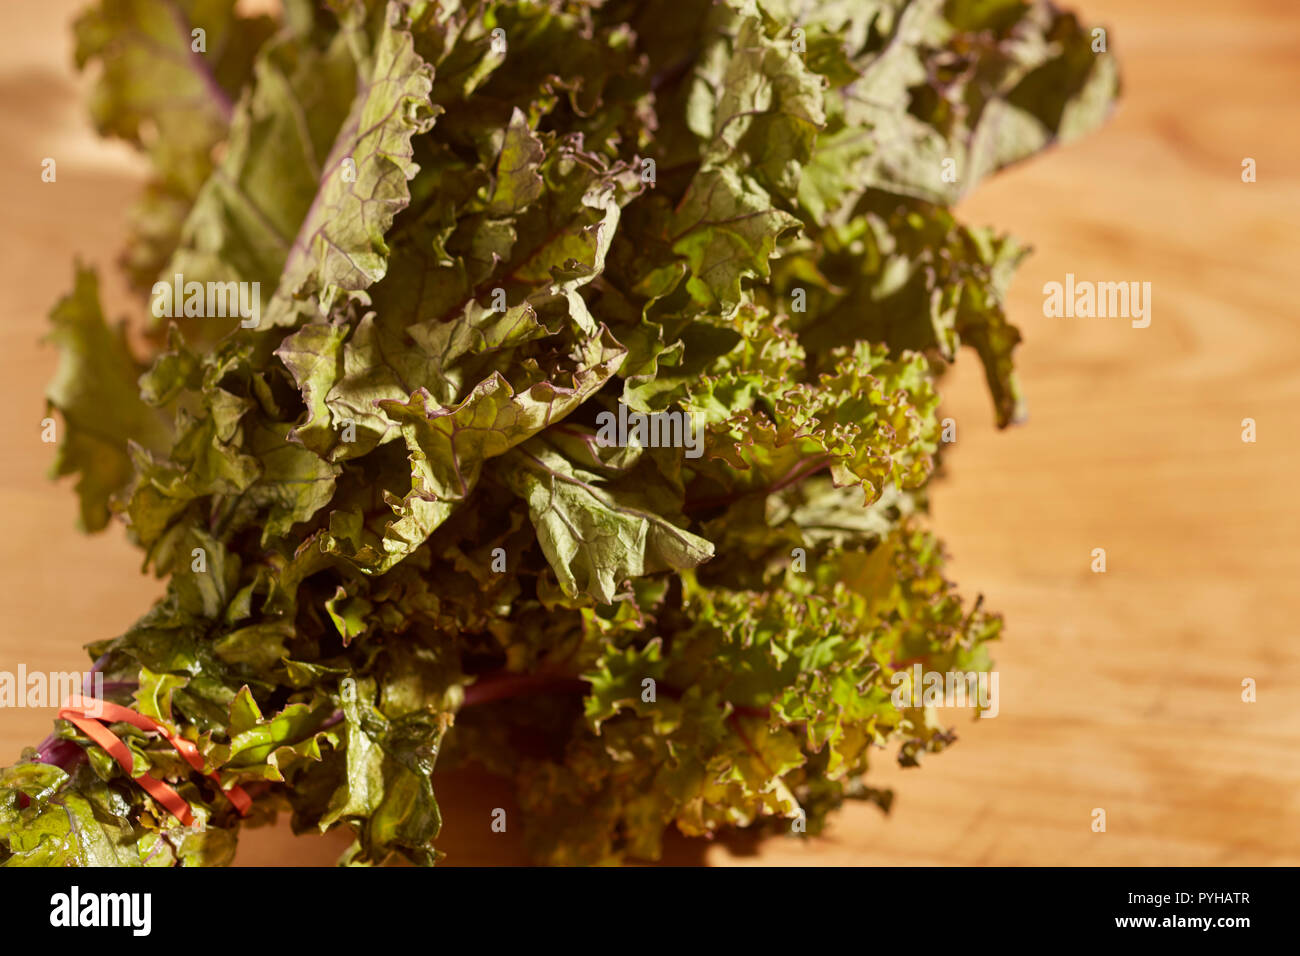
[58,695,251,825]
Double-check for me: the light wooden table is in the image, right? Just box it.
[1,0,1296,866]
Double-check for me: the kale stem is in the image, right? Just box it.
[458,671,770,720]
[460,673,589,708]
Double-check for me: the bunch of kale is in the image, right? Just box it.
[0,0,1115,865]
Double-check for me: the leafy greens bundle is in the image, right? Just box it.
[0,0,1116,865]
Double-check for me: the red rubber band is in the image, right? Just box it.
[58,695,251,824]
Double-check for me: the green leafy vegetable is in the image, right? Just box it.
[3,0,1116,866]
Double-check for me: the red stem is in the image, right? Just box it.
[459,671,770,719]
[460,673,590,708]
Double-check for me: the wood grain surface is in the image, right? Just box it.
[1,0,1296,866]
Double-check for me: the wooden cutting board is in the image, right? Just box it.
[1,0,1296,866]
